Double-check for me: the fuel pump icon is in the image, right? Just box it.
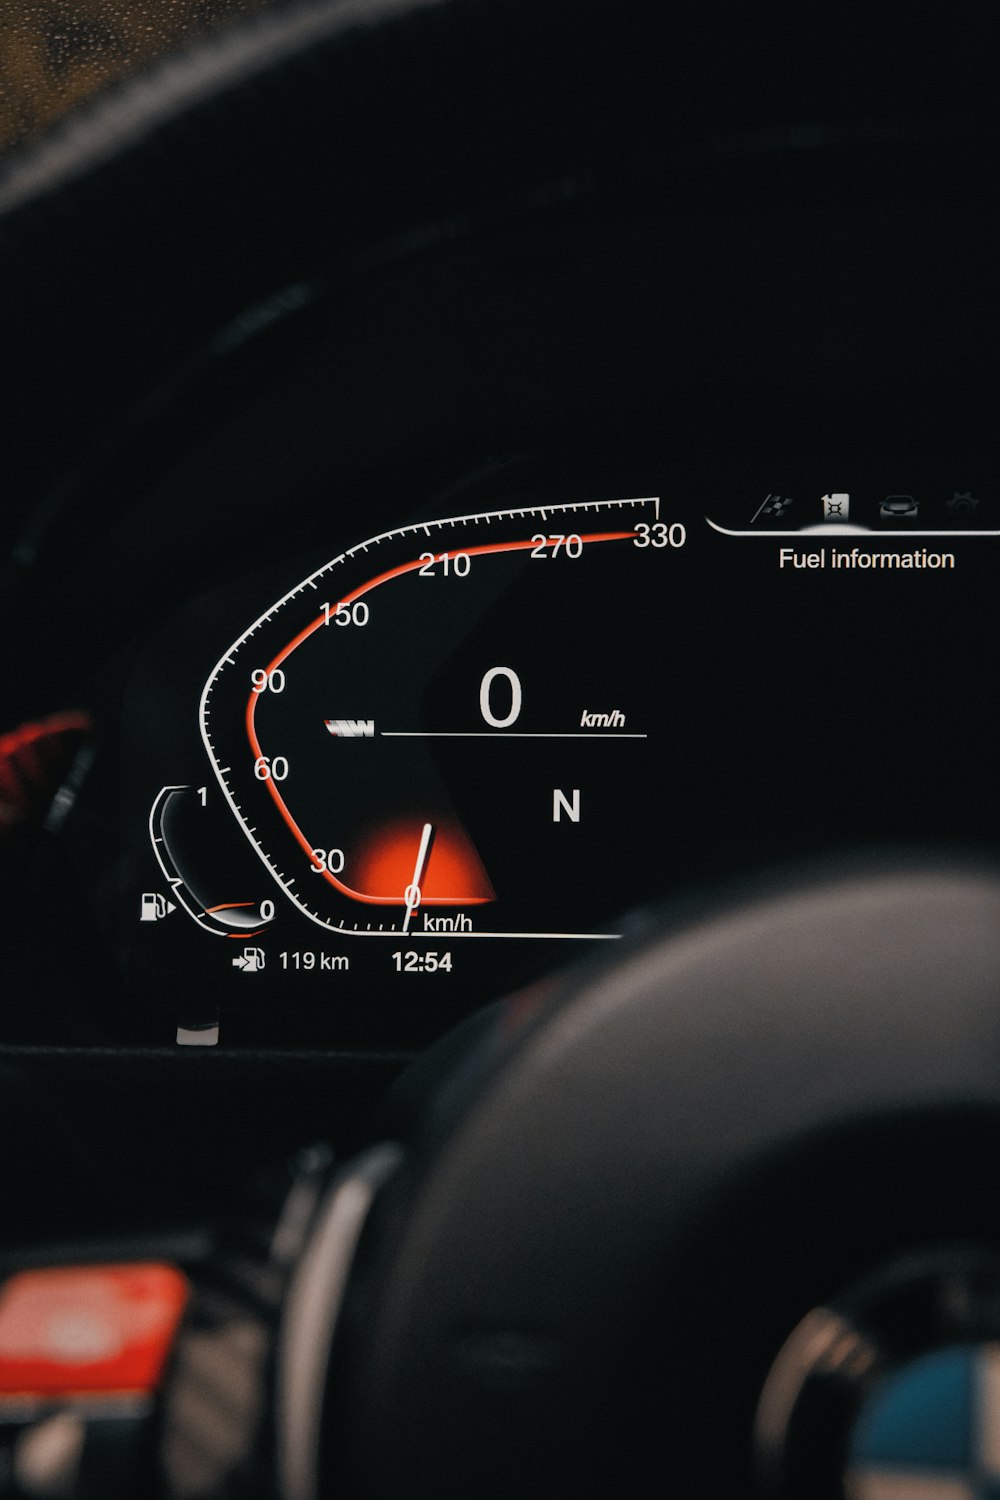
[140,892,176,922]
[232,947,265,973]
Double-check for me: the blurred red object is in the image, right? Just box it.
[0,1264,188,1397]
[0,712,91,836]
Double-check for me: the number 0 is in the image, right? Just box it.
[480,667,522,728]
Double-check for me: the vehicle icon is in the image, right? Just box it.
[880,495,919,519]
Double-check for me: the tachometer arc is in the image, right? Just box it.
[247,530,636,907]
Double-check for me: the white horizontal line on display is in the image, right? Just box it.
[380,730,647,739]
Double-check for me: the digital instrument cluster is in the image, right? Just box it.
[116,480,997,1047]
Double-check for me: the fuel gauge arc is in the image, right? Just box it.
[149,785,274,937]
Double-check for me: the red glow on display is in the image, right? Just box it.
[353,818,494,903]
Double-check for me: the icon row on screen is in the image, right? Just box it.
[751,492,983,525]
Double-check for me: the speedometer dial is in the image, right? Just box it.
[200,497,683,945]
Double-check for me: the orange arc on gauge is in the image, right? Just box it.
[245,531,635,906]
[205,902,266,938]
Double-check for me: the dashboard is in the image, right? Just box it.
[17,463,998,1053]
[1,6,1000,1494]
[1,191,998,1054]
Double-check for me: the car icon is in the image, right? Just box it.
[880,494,919,519]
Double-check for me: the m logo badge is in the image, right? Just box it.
[324,719,374,737]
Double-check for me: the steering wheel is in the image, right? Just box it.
[284,861,1000,1500]
[2,3,1000,1498]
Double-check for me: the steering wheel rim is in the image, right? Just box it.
[280,860,1000,1498]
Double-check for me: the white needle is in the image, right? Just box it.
[402,822,434,933]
